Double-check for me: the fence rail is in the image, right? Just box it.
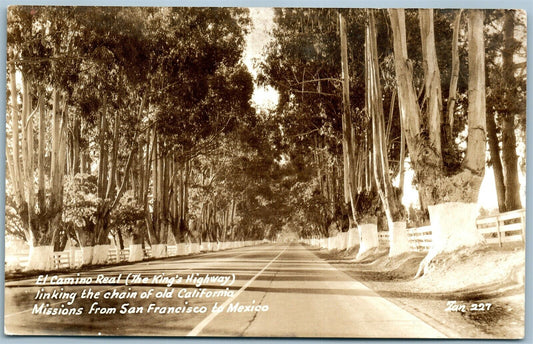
[301,209,525,253]
[378,232,389,247]
[7,240,266,271]
[476,208,525,247]
[51,252,71,269]
[407,226,433,252]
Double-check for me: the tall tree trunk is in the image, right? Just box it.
[24,87,68,270]
[92,103,137,260]
[388,9,422,157]
[486,111,507,212]
[443,9,463,169]
[419,9,443,158]
[7,63,24,204]
[152,152,170,258]
[421,10,487,276]
[148,133,161,244]
[339,13,359,224]
[501,11,522,211]
[463,11,487,178]
[366,10,408,257]
[398,109,406,197]
[37,89,47,222]
[447,10,462,133]
[71,118,81,175]
[502,117,522,210]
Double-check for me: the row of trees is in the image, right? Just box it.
[6,7,285,270]
[260,8,525,269]
[5,7,526,272]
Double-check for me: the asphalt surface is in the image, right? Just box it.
[4,243,447,338]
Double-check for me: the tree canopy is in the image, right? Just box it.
[5,7,526,269]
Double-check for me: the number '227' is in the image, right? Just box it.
[445,301,492,312]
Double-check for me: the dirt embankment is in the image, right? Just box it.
[314,243,525,339]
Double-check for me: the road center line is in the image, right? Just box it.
[186,245,288,337]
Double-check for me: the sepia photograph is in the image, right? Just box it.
[3,4,527,339]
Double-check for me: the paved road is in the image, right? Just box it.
[4,243,446,338]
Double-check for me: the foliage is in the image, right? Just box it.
[5,6,526,249]
[62,174,100,229]
[5,197,27,241]
[110,191,144,235]
[354,191,383,223]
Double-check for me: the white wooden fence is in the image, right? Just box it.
[476,208,525,247]
[378,232,390,247]
[406,226,433,252]
[302,209,525,253]
[7,240,266,271]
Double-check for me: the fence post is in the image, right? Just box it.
[496,214,502,247]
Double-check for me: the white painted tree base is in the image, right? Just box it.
[151,244,167,258]
[80,246,94,266]
[26,246,53,271]
[91,245,110,265]
[190,243,200,254]
[129,244,144,262]
[416,202,485,277]
[177,243,187,255]
[337,232,348,250]
[327,236,336,250]
[347,228,359,248]
[70,248,82,268]
[389,221,411,257]
[356,223,379,260]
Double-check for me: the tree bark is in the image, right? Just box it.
[388,9,422,160]
[339,13,359,224]
[463,10,487,178]
[37,89,47,219]
[366,10,403,223]
[8,64,24,203]
[366,10,408,256]
[501,11,522,211]
[502,116,522,210]
[447,10,462,132]
[486,111,507,212]
[419,9,443,158]
[389,9,487,274]
[93,103,137,248]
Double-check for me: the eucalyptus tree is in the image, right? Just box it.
[364,10,408,256]
[485,10,526,213]
[388,9,488,275]
[6,6,239,266]
[190,129,287,242]
[137,7,254,257]
[7,6,93,269]
[78,8,150,263]
[261,8,372,239]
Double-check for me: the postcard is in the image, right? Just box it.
[3,5,526,339]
